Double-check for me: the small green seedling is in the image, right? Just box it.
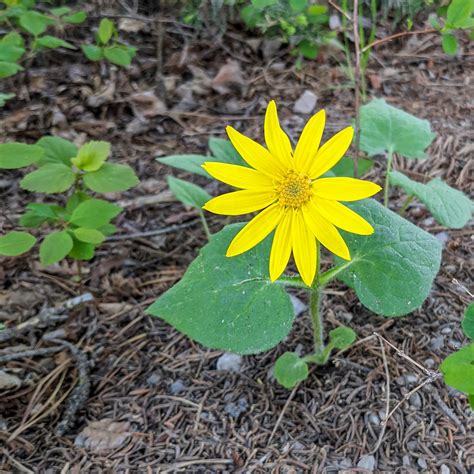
[441,304,474,409]
[81,18,137,67]
[0,137,139,267]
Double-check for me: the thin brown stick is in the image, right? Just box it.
[268,383,299,444]
[328,0,351,21]
[352,0,361,178]
[361,28,437,53]
[0,346,63,363]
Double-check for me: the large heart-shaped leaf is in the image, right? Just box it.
[359,99,435,159]
[146,224,294,354]
[337,199,442,317]
[389,171,472,229]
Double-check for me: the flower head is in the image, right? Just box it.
[202,100,381,286]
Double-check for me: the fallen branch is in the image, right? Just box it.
[0,346,63,363]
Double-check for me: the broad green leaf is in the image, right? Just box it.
[462,304,474,340]
[441,344,474,394]
[25,203,58,218]
[98,18,114,44]
[0,61,23,78]
[167,176,211,209]
[240,5,262,28]
[66,192,90,213]
[251,0,278,9]
[19,11,51,36]
[328,326,357,349]
[63,11,87,24]
[68,237,95,260]
[0,33,25,62]
[83,163,139,192]
[0,143,43,169]
[389,171,472,229]
[71,141,110,172]
[36,136,78,166]
[81,44,103,61]
[298,39,318,59]
[104,46,131,66]
[39,230,73,265]
[158,154,211,177]
[35,35,75,50]
[20,164,75,193]
[208,137,248,167]
[73,228,105,244]
[447,0,474,28]
[69,199,121,229]
[359,99,435,159]
[19,203,60,228]
[146,224,294,354]
[274,352,309,388]
[337,199,442,317]
[0,93,15,107]
[308,4,328,15]
[98,223,116,236]
[50,7,71,16]
[289,0,307,12]
[442,33,458,55]
[328,156,373,178]
[0,231,36,256]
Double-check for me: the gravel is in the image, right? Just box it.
[357,454,376,472]
[216,353,242,372]
[169,379,186,395]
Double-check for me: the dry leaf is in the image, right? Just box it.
[211,60,246,94]
[130,91,167,119]
[74,419,131,452]
[0,370,22,391]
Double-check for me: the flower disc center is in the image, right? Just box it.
[277,171,312,209]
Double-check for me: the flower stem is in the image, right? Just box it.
[384,147,394,207]
[198,210,211,241]
[278,275,308,288]
[399,194,415,216]
[310,285,324,358]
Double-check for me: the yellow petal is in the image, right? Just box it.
[308,126,354,179]
[313,177,382,201]
[202,162,274,189]
[302,201,350,260]
[227,203,282,257]
[312,197,374,235]
[292,210,317,286]
[264,100,293,170]
[269,209,293,282]
[203,189,276,215]
[227,126,284,178]
[294,109,326,174]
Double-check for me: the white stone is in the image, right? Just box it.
[216,353,242,372]
[293,90,317,114]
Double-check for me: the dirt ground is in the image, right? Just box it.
[0,4,473,473]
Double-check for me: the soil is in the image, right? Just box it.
[0,4,473,473]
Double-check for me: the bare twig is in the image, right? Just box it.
[361,28,437,53]
[267,383,299,444]
[0,346,63,363]
[352,0,361,178]
[328,0,351,21]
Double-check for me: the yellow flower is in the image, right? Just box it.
[202,100,381,286]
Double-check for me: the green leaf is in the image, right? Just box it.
[98,18,114,44]
[167,176,211,209]
[71,141,110,172]
[208,137,248,167]
[274,352,309,388]
[98,223,116,236]
[69,199,121,229]
[0,61,23,78]
[50,7,71,16]
[73,228,105,244]
[63,11,87,24]
[36,136,78,166]
[0,33,25,62]
[83,163,139,192]
[39,230,73,265]
[447,0,474,28]
[441,344,474,394]
[359,99,436,159]
[0,231,36,256]
[146,224,294,354]
[240,5,262,28]
[81,44,103,61]
[157,154,211,177]
[442,33,458,55]
[389,171,472,229]
[298,39,318,59]
[337,199,442,317]
[66,192,90,213]
[68,237,95,260]
[0,143,44,169]
[35,35,75,50]
[251,0,277,9]
[289,0,307,12]
[0,93,15,107]
[104,46,132,66]
[20,164,75,193]
[20,203,59,227]
[328,326,357,349]
[329,156,373,178]
[462,304,474,340]
[19,11,51,36]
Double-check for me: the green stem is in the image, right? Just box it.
[310,285,324,358]
[318,260,354,287]
[199,210,211,241]
[278,275,308,289]
[384,147,394,207]
[399,194,415,216]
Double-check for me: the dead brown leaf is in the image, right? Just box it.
[74,419,131,453]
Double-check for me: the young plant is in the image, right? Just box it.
[0,137,139,268]
[441,303,474,409]
[81,18,137,67]
[148,100,442,389]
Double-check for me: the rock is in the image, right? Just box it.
[368,412,380,425]
[441,326,452,334]
[435,231,449,246]
[216,353,242,372]
[407,440,418,450]
[290,294,307,317]
[293,90,318,114]
[440,465,450,474]
[224,397,248,418]
[417,457,427,469]
[409,392,422,409]
[169,379,186,395]
[424,358,435,368]
[402,455,411,466]
[0,418,7,430]
[146,373,161,387]
[329,14,341,30]
[430,336,444,351]
[357,454,376,472]
[396,374,418,386]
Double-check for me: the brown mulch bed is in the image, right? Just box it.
[1,4,473,473]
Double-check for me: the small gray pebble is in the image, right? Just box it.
[417,457,427,469]
[0,418,7,430]
[441,326,452,334]
[448,339,462,350]
[339,458,351,468]
[146,373,160,387]
[430,336,444,351]
[407,440,418,450]
[440,465,450,474]
[169,379,186,395]
[293,90,318,115]
[289,294,307,317]
[368,413,380,425]
[424,358,435,368]
[224,397,248,418]
[435,231,449,246]
[402,455,411,466]
[396,374,418,386]
[357,454,376,472]
[216,353,242,372]
[409,392,422,409]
